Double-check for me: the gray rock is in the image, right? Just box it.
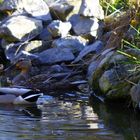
[13,51,40,63]
[69,14,81,27]
[0,0,20,11]
[23,0,52,21]
[87,60,99,86]
[0,15,43,42]
[50,65,64,73]
[38,48,75,64]
[20,40,51,53]
[0,0,52,21]
[79,0,104,19]
[130,83,140,107]
[5,43,40,62]
[3,40,49,61]
[109,53,128,64]
[99,69,119,93]
[125,48,140,59]
[52,36,87,54]
[67,0,82,17]
[38,28,53,42]
[49,2,74,21]
[87,49,115,90]
[73,40,103,63]
[69,15,100,39]
[47,20,71,38]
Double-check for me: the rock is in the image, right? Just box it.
[124,48,140,59]
[130,83,140,107]
[52,36,87,54]
[49,2,74,21]
[73,40,103,63]
[87,60,99,86]
[20,40,51,53]
[106,85,131,100]
[0,0,20,11]
[99,69,119,93]
[69,14,81,27]
[47,20,71,38]
[69,0,81,12]
[13,51,40,63]
[0,0,52,21]
[69,15,102,40]
[87,49,115,90]
[99,65,133,100]
[5,44,40,62]
[22,0,52,21]
[87,48,139,100]
[50,65,64,73]
[38,48,75,64]
[38,28,53,42]
[3,40,52,62]
[0,15,43,42]
[109,53,128,64]
[79,0,104,19]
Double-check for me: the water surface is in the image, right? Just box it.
[0,95,139,140]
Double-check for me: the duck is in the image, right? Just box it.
[12,58,32,85]
[0,87,43,104]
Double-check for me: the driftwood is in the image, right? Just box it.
[24,79,87,93]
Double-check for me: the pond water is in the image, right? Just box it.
[0,95,139,140]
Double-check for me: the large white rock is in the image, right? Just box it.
[22,0,52,21]
[0,0,52,21]
[0,15,43,42]
[79,0,104,19]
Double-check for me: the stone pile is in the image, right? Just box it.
[0,0,140,109]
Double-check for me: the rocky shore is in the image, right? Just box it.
[0,0,140,109]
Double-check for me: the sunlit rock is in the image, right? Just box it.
[47,20,71,38]
[49,2,74,21]
[0,0,52,21]
[0,15,43,42]
[22,0,52,21]
[52,36,87,54]
[69,14,102,40]
[2,40,51,62]
[79,0,104,19]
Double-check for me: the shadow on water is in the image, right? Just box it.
[0,95,139,140]
[89,96,140,140]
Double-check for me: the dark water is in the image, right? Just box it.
[0,95,139,140]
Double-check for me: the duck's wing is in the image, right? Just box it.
[0,87,31,96]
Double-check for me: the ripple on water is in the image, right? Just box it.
[0,97,125,140]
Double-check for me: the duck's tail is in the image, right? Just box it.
[14,91,43,104]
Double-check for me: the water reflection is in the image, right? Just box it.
[0,96,139,140]
[90,96,140,140]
